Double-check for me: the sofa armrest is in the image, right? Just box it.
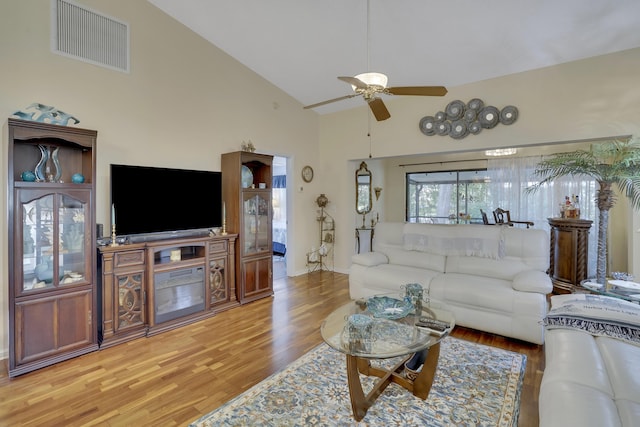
[512,270,553,294]
[351,251,389,267]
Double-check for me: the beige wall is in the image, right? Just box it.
[318,48,640,276]
[1,1,639,360]
[0,0,321,359]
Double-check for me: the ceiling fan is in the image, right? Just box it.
[303,0,446,121]
[303,73,447,121]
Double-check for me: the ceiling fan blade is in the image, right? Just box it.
[303,93,359,109]
[386,86,448,96]
[338,76,368,89]
[368,97,391,121]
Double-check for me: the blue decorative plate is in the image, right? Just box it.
[367,296,413,320]
[241,165,253,188]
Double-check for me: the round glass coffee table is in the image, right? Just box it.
[320,294,455,421]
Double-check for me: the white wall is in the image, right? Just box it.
[318,48,640,274]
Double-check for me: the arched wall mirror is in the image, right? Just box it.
[355,161,372,215]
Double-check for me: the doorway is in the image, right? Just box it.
[272,156,288,279]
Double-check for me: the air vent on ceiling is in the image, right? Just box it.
[51,0,130,73]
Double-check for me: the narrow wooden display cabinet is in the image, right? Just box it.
[6,118,98,377]
[222,151,274,304]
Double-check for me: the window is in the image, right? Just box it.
[406,170,489,223]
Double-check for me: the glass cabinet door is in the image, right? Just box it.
[19,190,90,294]
[242,192,271,256]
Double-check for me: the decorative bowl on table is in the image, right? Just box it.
[367,296,413,320]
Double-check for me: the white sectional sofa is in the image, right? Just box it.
[539,294,640,426]
[349,222,552,344]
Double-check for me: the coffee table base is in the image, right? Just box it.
[345,342,441,421]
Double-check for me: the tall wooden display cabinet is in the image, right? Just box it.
[6,118,98,377]
[221,151,273,304]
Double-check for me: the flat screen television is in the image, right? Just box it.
[110,164,222,241]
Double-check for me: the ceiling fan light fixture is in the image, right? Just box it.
[354,72,388,90]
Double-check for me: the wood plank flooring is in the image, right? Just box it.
[0,272,543,426]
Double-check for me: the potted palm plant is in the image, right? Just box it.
[526,138,640,284]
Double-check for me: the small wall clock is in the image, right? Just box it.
[301,165,314,183]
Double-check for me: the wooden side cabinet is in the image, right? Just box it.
[209,238,237,312]
[222,151,274,304]
[98,244,147,348]
[7,118,98,377]
[548,218,593,293]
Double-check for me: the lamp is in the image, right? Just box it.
[353,72,388,90]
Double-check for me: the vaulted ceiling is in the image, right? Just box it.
[148,0,640,115]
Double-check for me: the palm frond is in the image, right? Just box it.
[616,175,640,211]
[526,138,640,195]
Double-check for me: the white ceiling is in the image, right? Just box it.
[148,0,640,115]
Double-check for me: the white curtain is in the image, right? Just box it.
[487,156,597,277]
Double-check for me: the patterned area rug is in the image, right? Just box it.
[190,337,526,426]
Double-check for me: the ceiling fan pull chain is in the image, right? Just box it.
[366,0,371,72]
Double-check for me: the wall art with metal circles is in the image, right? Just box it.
[419,99,518,139]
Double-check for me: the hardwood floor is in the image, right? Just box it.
[0,272,543,426]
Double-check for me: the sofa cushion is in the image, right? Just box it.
[540,328,640,427]
[351,251,388,267]
[402,223,504,259]
[385,247,446,272]
[429,273,515,313]
[353,264,440,295]
[544,294,640,345]
[502,227,549,271]
[372,222,405,249]
[445,255,541,282]
[512,270,553,293]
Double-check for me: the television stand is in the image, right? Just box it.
[98,233,237,348]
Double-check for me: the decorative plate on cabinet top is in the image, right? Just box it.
[241,165,253,188]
